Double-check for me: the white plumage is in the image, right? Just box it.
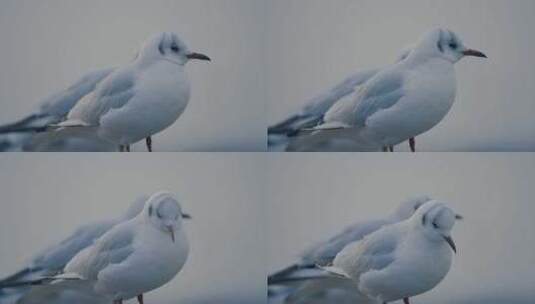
[288,28,486,152]
[56,32,210,151]
[61,191,190,303]
[325,200,459,303]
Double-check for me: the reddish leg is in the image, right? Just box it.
[126,145,131,152]
[146,137,153,152]
[389,145,394,152]
[137,294,144,304]
[404,297,410,304]
[382,146,388,152]
[409,137,416,152]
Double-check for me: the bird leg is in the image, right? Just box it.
[137,294,144,304]
[403,297,410,304]
[388,146,394,152]
[113,300,123,304]
[382,146,388,152]
[119,145,125,152]
[126,145,131,152]
[146,137,152,152]
[409,137,416,152]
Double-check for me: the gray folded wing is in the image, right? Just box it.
[301,219,390,266]
[333,230,398,283]
[68,70,136,126]
[268,69,379,137]
[353,72,405,127]
[66,224,135,280]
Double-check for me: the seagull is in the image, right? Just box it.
[54,191,190,304]
[0,32,210,152]
[268,196,431,285]
[0,195,147,302]
[321,200,461,304]
[269,47,413,152]
[0,68,116,151]
[291,28,487,152]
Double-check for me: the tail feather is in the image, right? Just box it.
[269,265,333,285]
[0,114,48,134]
[0,268,34,285]
[0,273,82,290]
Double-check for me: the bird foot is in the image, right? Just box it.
[409,137,416,152]
[146,137,152,152]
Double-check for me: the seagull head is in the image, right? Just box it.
[411,28,487,64]
[138,32,211,66]
[412,200,461,253]
[143,191,191,243]
[392,195,432,221]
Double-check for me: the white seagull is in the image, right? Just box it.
[0,32,210,152]
[268,196,431,285]
[322,200,461,304]
[269,47,413,152]
[57,191,190,304]
[291,28,486,152]
[0,195,147,302]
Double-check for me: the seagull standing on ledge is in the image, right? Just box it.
[322,200,460,304]
[291,28,486,152]
[0,32,210,152]
[59,192,191,304]
[268,196,430,285]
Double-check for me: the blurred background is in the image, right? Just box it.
[0,0,266,151]
[266,154,535,303]
[0,154,266,303]
[266,0,535,151]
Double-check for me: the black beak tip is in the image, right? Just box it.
[187,53,211,61]
[182,213,192,219]
[464,49,487,58]
[444,236,457,254]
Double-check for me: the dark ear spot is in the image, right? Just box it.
[148,205,153,216]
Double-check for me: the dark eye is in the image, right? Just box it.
[449,42,458,49]
[171,45,180,53]
[433,222,439,229]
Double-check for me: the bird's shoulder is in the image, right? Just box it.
[333,224,403,275]
[302,219,389,265]
[352,68,407,126]
[70,221,137,277]
[67,68,138,124]
[303,69,379,117]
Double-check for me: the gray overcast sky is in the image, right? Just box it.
[0,154,265,303]
[0,0,266,152]
[266,154,535,302]
[266,0,535,151]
